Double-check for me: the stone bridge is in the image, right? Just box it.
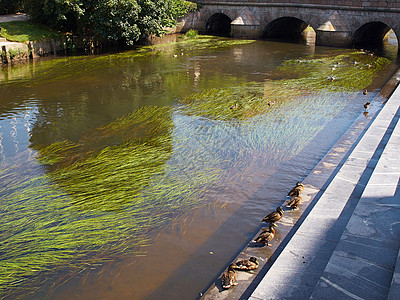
[181,0,400,47]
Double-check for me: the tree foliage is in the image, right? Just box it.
[0,0,24,14]
[23,0,197,45]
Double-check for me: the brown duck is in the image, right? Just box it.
[221,264,238,289]
[287,182,304,197]
[254,223,275,246]
[261,206,284,226]
[234,257,259,271]
[286,195,302,209]
[364,101,370,111]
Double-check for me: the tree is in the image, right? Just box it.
[0,0,24,14]
[23,0,197,45]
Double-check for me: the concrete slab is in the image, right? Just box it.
[250,271,322,300]
[344,204,400,240]
[389,250,400,300]
[311,258,390,300]
[334,237,399,270]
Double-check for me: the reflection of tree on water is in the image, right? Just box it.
[0,105,222,298]
[36,106,175,211]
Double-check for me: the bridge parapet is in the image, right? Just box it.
[195,0,400,10]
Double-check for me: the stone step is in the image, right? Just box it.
[388,249,400,300]
[249,80,400,299]
[310,97,400,299]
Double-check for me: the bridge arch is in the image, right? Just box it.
[353,22,393,45]
[263,17,315,43]
[206,13,232,37]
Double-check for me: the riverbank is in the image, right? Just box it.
[0,13,66,63]
[0,13,187,64]
[201,67,400,299]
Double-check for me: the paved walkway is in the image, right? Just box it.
[249,77,400,299]
[0,13,29,23]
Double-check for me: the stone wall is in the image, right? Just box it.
[0,38,66,64]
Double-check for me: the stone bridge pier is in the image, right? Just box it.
[181,1,400,48]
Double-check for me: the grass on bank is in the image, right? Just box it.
[0,21,64,42]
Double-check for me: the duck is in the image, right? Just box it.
[221,264,238,289]
[267,101,275,106]
[364,101,370,111]
[230,103,238,110]
[234,257,259,271]
[363,89,368,95]
[253,223,275,246]
[287,182,304,197]
[286,195,302,209]
[261,206,284,226]
[328,76,336,81]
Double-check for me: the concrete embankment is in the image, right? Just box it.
[202,70,400,299]
[0,13,186,64]
[0,37,66,63]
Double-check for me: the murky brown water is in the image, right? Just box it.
[0,35,398,300]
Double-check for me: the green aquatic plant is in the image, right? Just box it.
[0,105,224,297]
[277,50,391,91]
[0,35,254,89]
[175,50,391,162]
[178,50,390,122]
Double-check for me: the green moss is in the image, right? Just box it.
[183,29,198,39]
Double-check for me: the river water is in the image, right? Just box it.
[0,35,398,299]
